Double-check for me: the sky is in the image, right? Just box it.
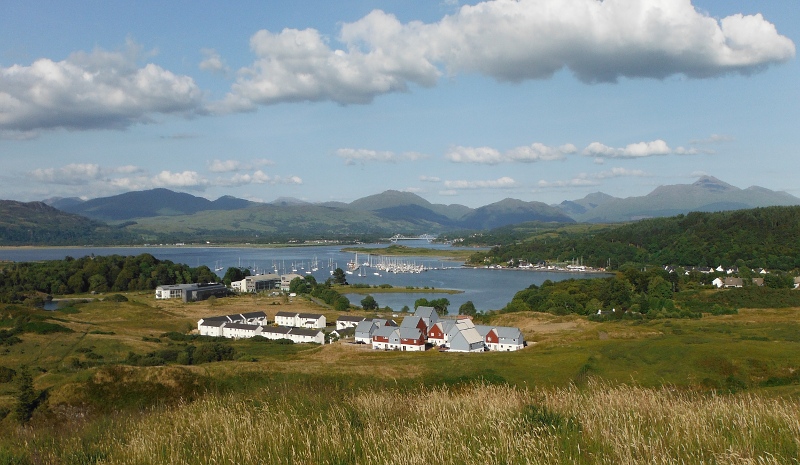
[0,0,797,208]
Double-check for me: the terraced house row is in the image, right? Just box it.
[197,311,325,344]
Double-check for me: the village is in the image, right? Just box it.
[195,305,526,353]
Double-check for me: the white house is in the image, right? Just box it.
[297,313,326,329]
[222,323,263,339]
[274,311,298,327]
[287,327,325,344]
[336,315,366,330]
[198,319,226,337]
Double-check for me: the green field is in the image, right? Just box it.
[1,293,799,463]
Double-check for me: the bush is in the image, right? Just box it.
[193,343,235,364]
[104,294,129,302]
[0,366,16,383]
[22,321,73,334]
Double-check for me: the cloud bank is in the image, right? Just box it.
[26,162,301,197]
[214,0,795,111]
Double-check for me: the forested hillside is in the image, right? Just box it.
[0,254,218,303]
[0,201,138,246]
[469,206,800,271]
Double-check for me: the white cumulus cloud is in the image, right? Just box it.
[214,0,794,111]
[336,148,427,165]
[0,41,203,136]
[583,139,672,158]
[444,176,516,189]
[447,142,576,164]
[538,167,650,188]
[29,163,103,185]
[199,48,229,75]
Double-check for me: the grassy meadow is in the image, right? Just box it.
[1,292,800,463]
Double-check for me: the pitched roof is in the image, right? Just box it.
[225,323,260,331]
[373,326,398,338]
[290,328,323,337]
[398,327,424,340]
[275,311,298,318]
[495,326,522,341]
[200,320,226,327]
[355,320,376,334]
[337,315,366,323]
[297,313,324,319]
[455,327,484,345]
[400,316,424,329]
[414,306,436,320]
[262,326,292,335]
[240,311,267,319]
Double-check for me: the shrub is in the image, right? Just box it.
[22,321,73,334]
[104,294,129,302]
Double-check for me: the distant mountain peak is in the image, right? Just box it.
[269,197,308,206]
[692,176,736,192]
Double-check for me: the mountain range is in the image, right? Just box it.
[3,175,795,245]
[558,176,800,222]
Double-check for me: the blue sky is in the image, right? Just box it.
[1,0,797,208]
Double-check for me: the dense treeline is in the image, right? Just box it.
[469,207,800,271]
[289,274,351,311]
[503,265,800,319]
[0,254,218,303]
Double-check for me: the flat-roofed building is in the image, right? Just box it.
[231,274,281,293]
[155,283,227,302]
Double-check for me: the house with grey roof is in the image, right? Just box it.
[371,326,400,350]
[275,312,326,329]
[297,313,326,329]
[198,319,227,337]
[414,306,439,327]
[222,323,263,339]
[397,327,426,351]
[288,327,325,344]
[336,315,366,330]
[448,323,485,353]
[354,320,378,344]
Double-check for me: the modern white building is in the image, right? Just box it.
[155,283,227,302]
[280,273,305,292]
[231,274,281,293]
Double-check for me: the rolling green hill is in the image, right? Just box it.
[0,201,137,246]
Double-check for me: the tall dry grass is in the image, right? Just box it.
[28,380,800,464]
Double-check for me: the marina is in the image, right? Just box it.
[0,241,605,312]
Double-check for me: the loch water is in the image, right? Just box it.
[0,241,605,313]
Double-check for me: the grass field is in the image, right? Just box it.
[1,292,799,463]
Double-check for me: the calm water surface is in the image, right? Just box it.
[0,241,605,313]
